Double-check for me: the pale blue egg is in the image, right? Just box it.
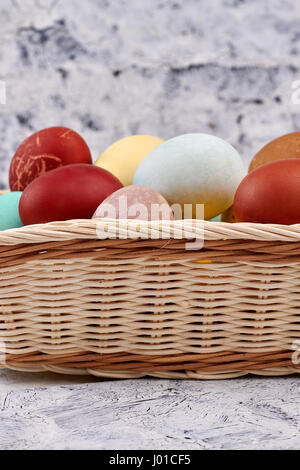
[0,192,23,230]
[133,133,245,220]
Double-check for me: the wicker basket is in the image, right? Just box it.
[1,191,300,379]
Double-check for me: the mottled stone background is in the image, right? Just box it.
[0,0,300,188]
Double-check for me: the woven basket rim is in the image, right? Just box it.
[0,218,300,245]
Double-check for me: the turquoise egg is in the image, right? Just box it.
[0,192,23,230]
[209,215,221,222]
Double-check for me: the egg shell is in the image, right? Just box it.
[249,132,300,173]
[221,205,237,223]
[9,127,92,191]
[209,215,221,222]
[19,164,123,225]
[234,158,300,224]
[94,135,163,186]
[0,192,23,230]
[133,133,245,220]
[93,185,174,221]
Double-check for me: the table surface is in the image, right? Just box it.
[0,370,299,450]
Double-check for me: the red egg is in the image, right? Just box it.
[9,127,92,191]
[19,164,123,225]
[234,158,300,224]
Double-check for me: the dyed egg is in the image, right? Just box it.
[209,215,221,222]
[19,164,122,225]
[221,205,237,223]
[9,127,92,191]
[133,133,244,220]
[249,132,300,172]
[93,185,174,220]
[234,159,300,224]
[94,135,163,186]
[0,192,23,230]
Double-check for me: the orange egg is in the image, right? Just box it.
[249,132,300,173]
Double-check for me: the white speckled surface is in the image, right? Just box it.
[0,371,300,450]
[1,0,300,186]
[1,0,300,450]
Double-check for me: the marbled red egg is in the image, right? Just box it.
[9,127,92,191]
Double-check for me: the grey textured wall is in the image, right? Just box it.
[1,0,300,188]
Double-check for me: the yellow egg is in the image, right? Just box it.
[94,135,163,186]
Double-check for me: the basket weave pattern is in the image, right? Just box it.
[1,212,300,379]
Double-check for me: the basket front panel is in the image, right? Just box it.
[1,233,300,378]
[1,256,300,359]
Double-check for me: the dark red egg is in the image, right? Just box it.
[9,127,92,191]
[234,158,300,224]
[19,164,123,225]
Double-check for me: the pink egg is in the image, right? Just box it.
[92,185,174,221]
